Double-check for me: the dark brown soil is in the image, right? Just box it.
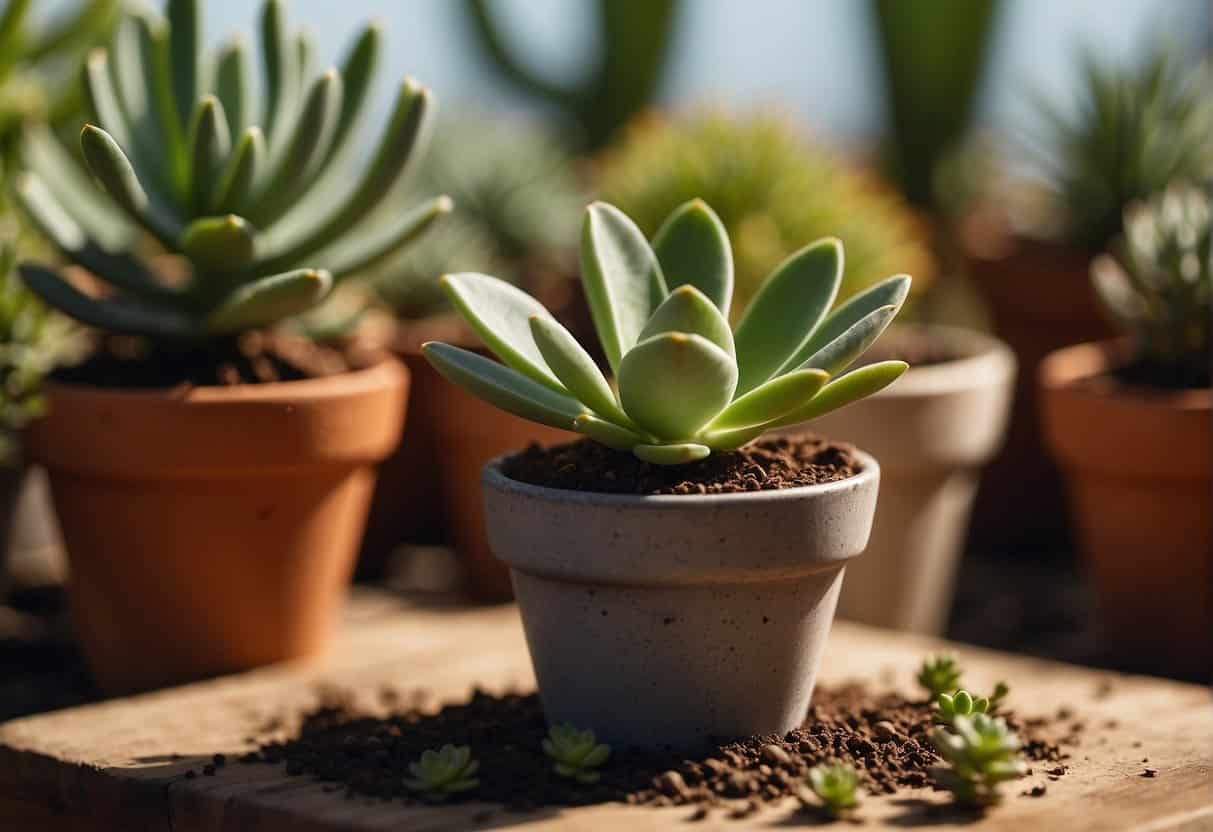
[53,331,375,389]
[244,684,1068,813]
[502,435,861,495]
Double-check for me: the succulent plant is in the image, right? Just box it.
[12,0,447,343]
[806,761,861,817]
[917,654,963,699]
[423,200,910,465]
[542,722,611,784]
[1091,185,1211,389]
[930,713,1028,806]
[403,745,480,800]
[934,690,991,726]
[595,110,934,320]
[1030,45,1213,251]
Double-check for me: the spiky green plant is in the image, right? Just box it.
[930,714,1027,806]
[12,0,447,344]
[1030,45,1213,251]
[1091,184,1211,389]
[403,745,480,800]
[595,110,934,321]
[423,199,910,465]
[917,654,963,699]
[542,722,611,784]
[806,761,861,817]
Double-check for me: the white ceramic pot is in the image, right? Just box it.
[482,451,880,751]
[788,324,1015,634]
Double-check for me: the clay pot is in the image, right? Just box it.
[790,325,1015,634]
[482,450,880,751]
[27,359,408,693]
[1040,341,1211,679]
[966,237,1115,552]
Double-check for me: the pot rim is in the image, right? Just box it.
[1039,339,1211,409]
[874,323,1016,398]
[483,446,879,508]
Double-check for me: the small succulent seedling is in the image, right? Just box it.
[403,745,480,800]
[989,681,1010,710]
[542,722,611,783]
[806,761,861,817]
[930,714,1028,807]
[423,199,911,464]
[935,690,990,726]
[917,654,963,699]
[14,0,447,343]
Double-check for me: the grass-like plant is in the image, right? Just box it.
[542,722,611,784]
[1091,184,1211,389]
[13,0,447,344]
[423,199,910,465]
[403,745,480,800]
[917,654,963,699]
[930,713,1027,807]
[806,761,861,817]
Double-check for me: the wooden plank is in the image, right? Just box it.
[1,594,1210,831]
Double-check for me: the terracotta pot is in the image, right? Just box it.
[483,450,880,751]
[1040,341,1211,679]
[966,237,1115,552]
[27,359,408,693]
[786,325,1015,634]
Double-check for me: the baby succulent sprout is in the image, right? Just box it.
[542,722,611,783]
[930,714,1028,807]
[917,654,963,699]
[14,0,448,342]
[423,199,911,464]
[805,761,861,817]
[403,744,480,800]
[989,681,1010,710]
[935,690,990,727]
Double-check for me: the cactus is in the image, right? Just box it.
[423,199,910,465]
[1091,184,1211,389]
[463,0,680,149]
[917,654,963,699]
[806,761,861,817]
[403,745,480,800]
[595,110,935,320]
[930,714,1028,806]
[542,722,611,784]
[13,0,448,343]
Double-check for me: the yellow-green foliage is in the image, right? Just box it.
[594,110,935,320]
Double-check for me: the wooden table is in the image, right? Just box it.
[1,593,1210,831]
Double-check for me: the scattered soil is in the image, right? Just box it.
[502,435,861,495]
[245,683,1068,813]
[53,331,377,389]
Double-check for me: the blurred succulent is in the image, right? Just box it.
[1091,184,1211,389]
[1030,45,1213,251]
[423,200,910,465]
[917,655,963,699]
[595,110,934,320]
[13,0,447,344]
[934,690,990,727]
[371,115,584,319]
[989,681,1010,709]
[806,761,861,817]
[403,745,480,800]
[930,713,1027,806]
[542,722,611,784]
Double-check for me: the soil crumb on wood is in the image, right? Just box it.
[244,684,1068,812]
[502,435,861,495]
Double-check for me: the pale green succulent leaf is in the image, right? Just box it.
[319,195,451,281]
[83,48,133,155]
[618,332,736,439]
[639,283,734,358]
[166,0,199,130]
[213,37,250,140]
[633,442,711,465]
[531,315,629,424]
[19,264,199,339]
[767,360,907,429]
[325,22,380,165]
[186,96,231,213]
[651,198,733,315]
[210,126,264,214]
[705,368,830,433]
[784,274,911,373]
[422,342,582,430]
[698,423,767,451]
[80,124,182,246]
[573,413,646,450]
[732,237,842,395]
[203,268,332,334]
[259,0,295,141]
[580,201,668,373]
[180,215,254,275]
[134,12,185,189]
[797,304,899,376]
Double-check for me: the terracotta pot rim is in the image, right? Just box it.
[1040,340,1211,409]
[482,448,879,509]
[875,324,1016,398]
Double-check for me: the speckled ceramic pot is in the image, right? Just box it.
[482,450,880,751]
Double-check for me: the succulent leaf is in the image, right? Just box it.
[704,368,830,433]
[327,23,380,163]
[80,123,183,245]
[573,413,645,450]
[166,0,199,130]
[403,744,480,800]
[180,215,255,276]
[203,268,332,334]
[633,442,711,465]
[916,654,964,699]
[651,199,734,315]
[543,723,612,783]
[210,126,264,214]
[531,315,629,425]
[19,264,197,339]
[797,303,900,376]
[618,332,736,440]
[323,195,451,280]
[806,762,860,817]
[638,284,734,358]
[768,360,907,429]
[213,37,251,138]
[782,274,911,374]
[930,713,1027,806]
[186,96,231,212]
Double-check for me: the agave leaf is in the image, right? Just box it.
[704,368,830,432]
[19,264,198,339]
[422,342,582,431]
[732,238,843,396]
[320,195,450,280]
[186,96,231,213]
[651,199,734,316]
[213,37,250,139]
[618,332,736,440]
[80,124,182,245]
[573,413,645,450]
[768,360,908,429]
[531,315,629,425]
[580,201,668,373]
[639,284,734,357]
[166,0,199,130]
[440,272,563,391]
[796,304,899,376]
[180,215,254,275]
[781,274,911,373]
[633,443,711,465]
[210,126,264,214]
[203,268,332,334]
